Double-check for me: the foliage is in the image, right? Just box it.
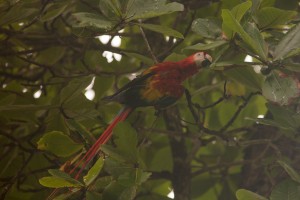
[1,0,300,199]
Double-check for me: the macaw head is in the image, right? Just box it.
[193,52,212,68]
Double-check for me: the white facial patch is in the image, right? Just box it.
[194,52,205,67]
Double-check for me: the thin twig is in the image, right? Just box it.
[139,25,158,64]
[220,92,261,132]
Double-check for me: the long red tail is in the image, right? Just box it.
[69,107,133,179]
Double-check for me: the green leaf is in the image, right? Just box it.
[192,18,222,39]
[274,24,300,60]
[92,176,114,191]
[94,76,114,100]
[101,145,127,162]
[84,157,105,186]
[246,117,293,130]
[119,186,137,200]
[285,62,300,72]
[0,94,16,106]
[37,131,83,157]
[236,189,268,200]
[277,160,300,183]
[266,103,299,129]
[262,71,299,105]
[99,0,121,18]
[231,1,252,21]
[86,191,102,200]
[191,174,217,198]
[222,1,252,39]
[72,12,114,30]
[39,176,82,188]
[148,146,173,172]
[0,3,38,25]
[184,40,227,51]
[113,122,138,162]
[260,0,276,7]
[222,9,267,60]
[255,7,297,29]
[224,66,263,91]
[48,169,83,185]
[244,22,268,58]
[138,23,184,39]
[36,47,66,65]
[213,60,254,69]
[39,169,83,188]
[67,119,95,145]
[118,169,151,187]
[163,52,186,62]
[283,48,300,60]
[123,52,154,66]
[45,109,69,134]
[60,76,93,103]
[193,82,224,96]
[270,179,300,200]
[127,0,184,20]
[103,181,135,200]
[40,2,69,21]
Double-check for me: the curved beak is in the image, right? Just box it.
[202,53,212,68]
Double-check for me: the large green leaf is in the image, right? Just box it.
[0,94,16,106]
[84,157,105,186]
[35,46,66,65]
[262,71,299,105]
[123,52,154,66]
[39,176,82,188]
[148,146,173,172]
[98,0,122,19]
[37,131,83,157]
[0,2,38,25]
[60,76,93,103]
[72,12,114,30]
[270,179,300,200]
[244,22,268,58]
[222,1,252,39]
[184,40,228,51]
[191,174,218,198]
[274,24,300,60]
[40,1,69,21]
[113,122,138,162]
[138,23,184,39]
[231,1,252,21]
[103,181,136,200]
[255,7,297,29]
[67,119,95,145]
[192,18,222,39]
[224,66,263,91]
[266,103,299,130]
[222,9,267,60]
[236,189,268,200]
[118,169,151,187]
[126,0,184,20]
[39,169,83,188]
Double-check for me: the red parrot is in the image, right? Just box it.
[70,52,212,178]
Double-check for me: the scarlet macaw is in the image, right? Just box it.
[71,52,212,178]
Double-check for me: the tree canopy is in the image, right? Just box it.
[1,0,300,199]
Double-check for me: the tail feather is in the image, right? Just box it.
[69,107,133,179]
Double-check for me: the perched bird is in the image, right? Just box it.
[70,52,212,178]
